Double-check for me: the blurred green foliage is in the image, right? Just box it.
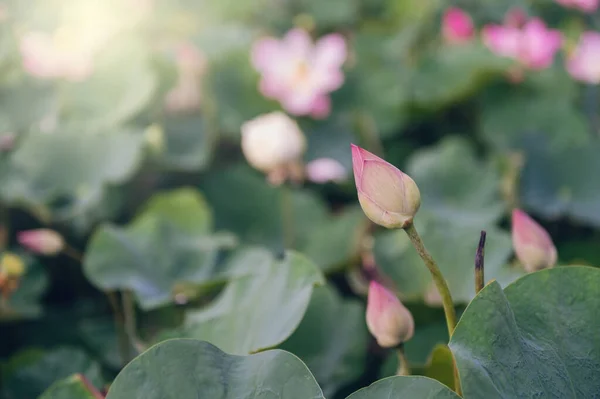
[1,0,599,397]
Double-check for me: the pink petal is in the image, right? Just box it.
[482,25,521,59]
[251,37,281,72]
[520,19,562,69]
[313,33,347,69]
[309,95,331,119]
[566,31,600,84]
[283,28,312,59]
[442,7,474,43]
[280,90,320,116]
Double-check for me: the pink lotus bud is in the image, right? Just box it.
[366,281,414,348]
[17,229,64,255]
[566,32,600,84]
[511,209,557,272]
[305,158,348,184]
[351,144,421,229]
[442,7,474,44]
[555,0,599,12]
[241,112,306,174]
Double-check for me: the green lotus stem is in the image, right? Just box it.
[404,223,461,395]
[121,290,146,355]
[475,231,487,294]
[280,184,295,249]
[404,223,457,334]
[396,344,410,376]
[107,291,130,365]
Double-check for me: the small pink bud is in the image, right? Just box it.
[351,144,421,229]
[511,209,557,272]
[442,7,474,44]
[17,229,64,255]
[305,158,348,184]
[366,281,414,348]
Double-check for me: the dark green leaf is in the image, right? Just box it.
[346,376,460,399]
[201,165,328,251]
[407,137,504,226]
[175,248,324,355]
[519,134,600,227]
[105,339,325,399]
[450,266,600,398]
[1,130,144,217]
[411,42,510,108]
[280,284,369,397]
[300,207,367,273]
[1,347,102,399]
[83,189,228,310]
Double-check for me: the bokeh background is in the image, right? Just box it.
[1,0,600,397]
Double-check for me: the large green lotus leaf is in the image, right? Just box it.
[1,347,102,399]
[0,254,49,320]
[1,130,144,213]
[518,134,600,227]
[83,189,231,310]
[280,284,369,397]
[479,68,588,151]
[175,248,324,355]
[300,207,367,273]
[200,165,328,251]
[410,42,510,109]
[407,136,504,226]
[157,115,215,171]
[346,376,460,399]
[38,374,99,399]
[203,51,275,136]
[106,339,325,399]
[59,38,156,130]
[0,80,56,132]
[450,266,600,398]
[374,215,523,304]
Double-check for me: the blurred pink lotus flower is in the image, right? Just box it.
[555,0,599,12]
[251,28,347,119]
[504,7,528,27]
[442,7,474,44]
[566,32,600,84]
[482,18,562,70]
[0,133,15,151]
[512,209,557,273]
[164,43,206,113]
[18,229,65,256]
[366,281,414,348]
[305,158,348,184]
[19,31,95,81]
[351,144,421,229]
